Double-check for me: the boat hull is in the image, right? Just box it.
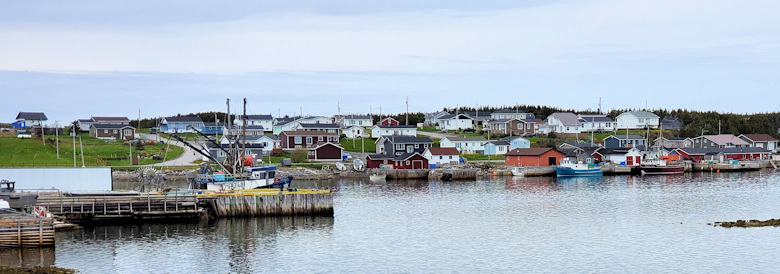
[639,165,685,175]
[556,166,603,177]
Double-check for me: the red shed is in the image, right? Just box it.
[307,142,343,161]
[379,117,400,126]
[505,148,564,166]
[366,154,394,169]
[393,152,428,169]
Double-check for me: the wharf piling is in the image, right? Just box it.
[429,169,478,180]
[383,169,429,180]
[522,166,556,176]
[35,194,202,223]
[0,210,54,247]
[199,189,333,217]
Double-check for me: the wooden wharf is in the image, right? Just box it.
[0,210,54,247]
[35,194,202,223]
[198,189,334,217]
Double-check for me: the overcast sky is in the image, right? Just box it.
[2,0,779,124]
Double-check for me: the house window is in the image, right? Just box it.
[307,137,313,144]
[318,136,323,142]
[415,144,419,148]
[113,130,118,134]
[406,161,410,165]
[396,144,404,150]
[449,156,453,159]
[104,129,108,133]
[294,136,302,144]
[124,129,132,136]
[439,156,443,159]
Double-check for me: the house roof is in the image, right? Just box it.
[91,116,130,122]
[702,134,750,146]
[275,117,296,124]
[661,117,681,122]
[377,125,416,129]
[444,136,487,142]
[280,130,338,137]
[225,125,264,130]
[366,154,394,160]
[246,114,273,120]
[578,115,614,123]
[297,123,340,129]
[621,111,659,119]
[740,134,778,142]
[676,147,771,155]
[91,123,134,129]
[486,140,510,146]
[656,136,686,141]
[394,152,424,161]
[560,140,598,148]
[311,142,344,150]
[598,148,638,155]
[438,114,474,120]
[341,114,371,120]
[499,136,530,142]
[164,116,203,123]
[492,109,527,114]
[425,147,460,155]
[489,118,520,124]
[505,148,561,156]
[605,135,645,140]
[77,119,92,122]
[380,136,432,144]
[379,117,399,123]
[549,112,580,126]
[16,112,47,121]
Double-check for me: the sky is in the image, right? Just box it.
[2,0,779,124]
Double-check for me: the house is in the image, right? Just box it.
[160,116,204,133]
[219,135,280,155]
[272,120,300,135]
[306,142,344,161]
[603,135,646,149]
[675,147,772,162]
[371,125,417,138]
[546,112,582,133]
[738,134,778,152]
[76,119,93,132]
[532,119,546,135]
[294,123,340,134]
[378,117,400,126]
[483,141,511,155]
[462,111,492,126]
[13,112,47,128]
[205,144,265,162]
[89,123,135,140]
[91,116,131,125]
[559,147,598,164]
[577,114,616,132]
[436,114,474,131]
[690,134,750,148]
[615,111,660,129]
[660,117,682,130]
[201,122,225,135]
[439,136,487,154]
[598,147,642,165]
[222,125,265,137]
[486,119,534,136]
[298,116,333,124]
[336,114,373,128]
[490,109,534,120]
[504,148,565,166]
[271,116,331,135]
[279,131,340,150]
[233,114,273,132]
[365,153,428,169]
[499,136,531,150]
[559,140,598,149]
[343,126,368,139]
[653,137,692,149]
[423,147,460,167]
[424,111,449,127]
[375,136,433,156]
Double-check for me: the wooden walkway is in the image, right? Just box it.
[198,189,334,217]
[0,210,54,247]
[35,194,202,223]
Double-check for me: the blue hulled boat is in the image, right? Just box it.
[556,159,603,177]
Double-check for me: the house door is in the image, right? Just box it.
[627,157,633,165]
[548,157,557,166]
[635,156,641,164]
[413,160,423,169]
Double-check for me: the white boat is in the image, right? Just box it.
[556,159,603,177]
[369,174,387,181]
[511,167,525,176]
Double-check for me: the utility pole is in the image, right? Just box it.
[79,136,85,167]
[55,121,59,159]
[137,109,141,129]
[405,96,409,125]
[598,97,602,114]
[41,122,45,146]
[72,126,77,167]
[129,139,132,166]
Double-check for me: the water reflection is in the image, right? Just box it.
[0,248,55,268]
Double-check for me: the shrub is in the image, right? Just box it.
[270,148,283,157]
[290,148,309,163]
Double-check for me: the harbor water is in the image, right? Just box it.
[4,171,780,272]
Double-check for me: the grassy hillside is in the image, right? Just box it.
[340,138,376,153]
[0,133,183,167]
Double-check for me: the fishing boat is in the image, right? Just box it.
[556,159,603,177]
[369,174,386,181]
[511,166,525,176]
[0,180,38,210]
[638,159,684,175]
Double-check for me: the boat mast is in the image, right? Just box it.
[242,98,248,167]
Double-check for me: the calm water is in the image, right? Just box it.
[3,171,780,273]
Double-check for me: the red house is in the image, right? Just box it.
[279,131,339,150]
[674,147,771,162]
[307,142,344,161]
[378,117,400,126]
[365,154,394,169]
[505,148,565,166]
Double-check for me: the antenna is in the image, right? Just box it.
[405,96,409,126]
[598,97,602,114]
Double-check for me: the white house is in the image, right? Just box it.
[499,136,531,150]
[577,114,616,132]
[483,141,511,155]
[219,135,280,155]
[337,114,373,128]
[236,114,274,132]
[599,147,643,166]
[546,112,582,133]
[371,125,417,138]
[436,114,474,131]
[615,111,660,129]
[440,136,487,154]
[343,126,368,139]
[13,112,48,128]
[423,147,461,167]
[424,111,450,127]
[490,109,534,120]
[299,116,334,124]
[294,123,341,134]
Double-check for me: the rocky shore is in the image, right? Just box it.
[712,219,780,228]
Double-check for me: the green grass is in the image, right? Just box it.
[339,138,376,153]
[0,134,183,167]
[460,154,502,161]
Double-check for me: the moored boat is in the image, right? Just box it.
[556,159,603,177]
[511,167,525,176]
[369,174,387,181]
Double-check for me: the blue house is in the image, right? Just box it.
[499,136,531,150]
[484,141,511,155]
[604,135,646,149]
[160,116,204,133]
[13,112,48,128]
[201,122,225,135]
